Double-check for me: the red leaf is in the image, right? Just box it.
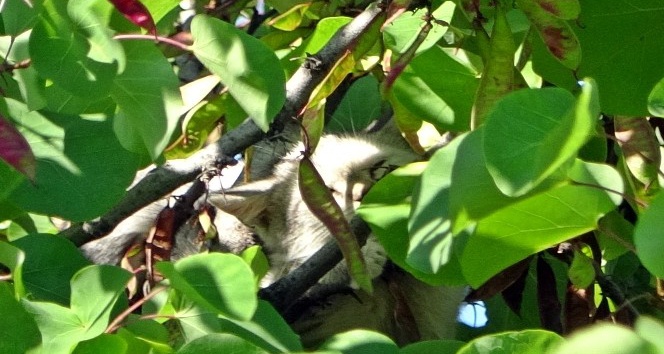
[0,116,36,181]
[108,0,156,35]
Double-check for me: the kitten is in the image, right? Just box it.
[209,129,464,347]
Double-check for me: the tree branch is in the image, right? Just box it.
[62,2,387,247]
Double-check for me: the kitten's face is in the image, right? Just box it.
[209,132,418,283]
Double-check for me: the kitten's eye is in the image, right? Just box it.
[369,160,398,180]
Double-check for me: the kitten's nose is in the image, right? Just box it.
[351,182,370,201]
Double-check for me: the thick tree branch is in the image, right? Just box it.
[259,216,371,314]
[62,2,387,246]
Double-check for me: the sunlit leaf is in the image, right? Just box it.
[190,15,285,132]
[549,323,658,354]
[458,329,563,354]
[483,80,599,197]
[319,329,399,354]
[177,333,267,354]
[0,241,26,298]
[155,253,257,320]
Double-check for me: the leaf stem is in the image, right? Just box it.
[105,285,167,333]
[113,34,191,52]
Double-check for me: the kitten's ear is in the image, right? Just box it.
[208,179,275,223]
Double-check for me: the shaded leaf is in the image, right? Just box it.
[191,15,285,132]
[457,329,564,354]
[299,157,372,292]
[73,334,128,354]
[634,192,664,278]
[177,333,267,354]
[0,0,43,36]
[0,282,41,354]
[319,330,399,354]
[400,340,466,354]
[12,234,91,304]
[0,99,140,221]
[567,249,595,289]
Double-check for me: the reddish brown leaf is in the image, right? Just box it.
[108,0,156,35]
[145,206,176,285]
[0,115,36,181]
[537,256,563,333]
[614,116,661,192]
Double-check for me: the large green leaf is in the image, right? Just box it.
[357,162,466,285]
[392,46,478,131]
[177,333,267,354]
[0,283,41,354]
[549,322,659,354]
[532,0,664,115]
[29,0,122,100]
[0,98,140,221]
[12,234,91,304]
[111,40,184,160]
[461,160,622,287]
[483,80,598,197]
[156,253,257,321]
[326,76,382,133]
[190,15,285,132]
[318,330,399,354]
[0,0,44,36]
[73,334,128,354]
[22,265,131,354]
[634,192,664,278]
[382,3,455,55]
[218,300,303,353]
[458,330,563,354]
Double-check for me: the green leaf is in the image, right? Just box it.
[533,0,664,116]
[12,234,91,304]
[358,162,466,285]
[281,17,351,74]
[22,265,131,354]
[458,329,563,354]
[461,160,622,287]
[218,300,303,353]
[0,0,43,36]
[635,316,664,354]
[299,156,372,292]
[0,32,47,110]
[239,246,269,286]
[400,340,466,354]
[70,265,132,330]
[568,249,595,289]
[118,317,172,354]
[0,241,26,298]
[483,81,599,197]
[0,99,140,221]
[647,76,664,116]
[29,0,122,100]
[392,46,479,131]
[0,283,42,354]
[327,76,382,133]
[382,3,455,55]
[634,192,664,278]
[156,253,257,320]
[549,323,658,354]
[177,333,268,354]
[190,15,285,132]
[319,330,399,354]
[73,334,128,354]
[111,40,184,160]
